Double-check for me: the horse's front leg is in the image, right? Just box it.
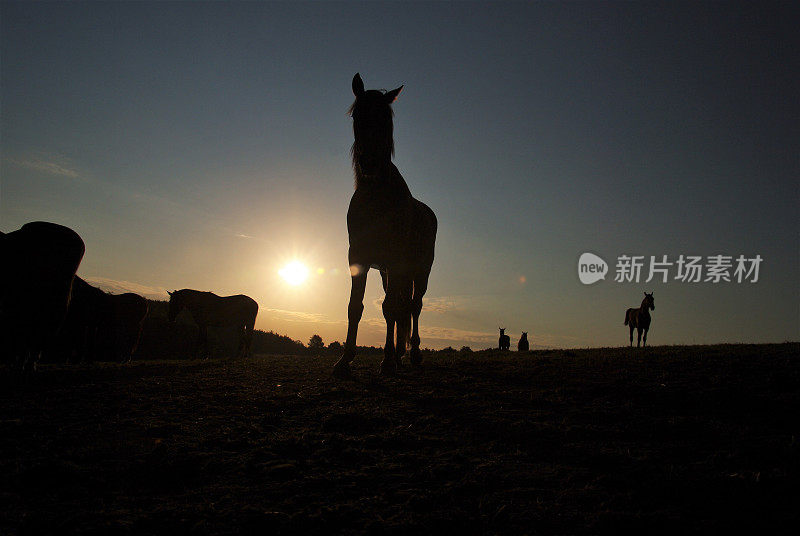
[643,328,648,347]
[334,267,367,378]
[637,327,642,347]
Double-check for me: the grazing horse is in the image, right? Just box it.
[109,292,148,363]
[518,332,529,352]
[334,73,437,377]
[0,221,84,372]
[167,289,258,358]
[60,278,148,363]
[625,292,655,347]
[499,328,510,351]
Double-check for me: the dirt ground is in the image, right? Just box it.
[1,343,798,535]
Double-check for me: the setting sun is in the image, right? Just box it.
[279,260,310,286]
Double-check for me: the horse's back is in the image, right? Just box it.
[189,292,257,326]
[226,294,258,319]
[111,292,148,324]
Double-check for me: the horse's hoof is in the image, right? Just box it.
[409,347,422,366]
[332,361,353,379]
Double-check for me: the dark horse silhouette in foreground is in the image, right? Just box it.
[0,221,84,372]
[625,292,655,347]
[334,73,437,377]
[168,289,258,358]
[499,328,510,351]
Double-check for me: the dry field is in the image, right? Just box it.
[1,343,798,534]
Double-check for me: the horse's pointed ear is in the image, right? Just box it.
[352,73,365,98]
[168,290,173,296]
[385,85,403,103]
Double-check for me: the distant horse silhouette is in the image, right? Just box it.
[518,332,529,352]
[0,221,84,372]
[625,292,655,347]
[334,73,437,377]
[499,328,510,351]
[167,289,258,358]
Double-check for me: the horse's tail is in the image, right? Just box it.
[624,309,629,325]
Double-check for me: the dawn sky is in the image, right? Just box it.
[2,1,797,350]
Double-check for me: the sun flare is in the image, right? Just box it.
[279,260,310,286]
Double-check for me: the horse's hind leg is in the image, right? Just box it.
[381,274,411,376]
[629,324,634,346]
[409,271,430,366]
[236,325,246,358]
[334,269,367,377]
[243,319,255,358]
[394,279,413,370]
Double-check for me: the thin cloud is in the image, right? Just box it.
[419,326,497,344]
[423,296,458,314]
[84,277,169,299]
[263,308,342,324]
[7,157,80,179]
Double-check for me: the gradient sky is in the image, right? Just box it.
[2,1,797,350]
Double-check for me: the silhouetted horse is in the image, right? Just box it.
[61,276,110,363]
[625,292,655,347]
[518,332,529,352]
[499,328,510,351]
[167,289,258,359]
[334,73,437,377]
[0,221,84,372]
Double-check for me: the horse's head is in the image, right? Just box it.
[499,327,505,336]
[350,73,403,175]
[643,292,655,311]
[521,332,528,339]
[167,290,180,323]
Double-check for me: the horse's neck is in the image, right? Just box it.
[639,302,650,315]
[355,162,411,198]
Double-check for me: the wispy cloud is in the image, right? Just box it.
[262,308,343,324]
[423,296,458,314]
[84,277,169,299]
[419,325,497,344]
[235,233,254,239]
[7,157,80,179]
